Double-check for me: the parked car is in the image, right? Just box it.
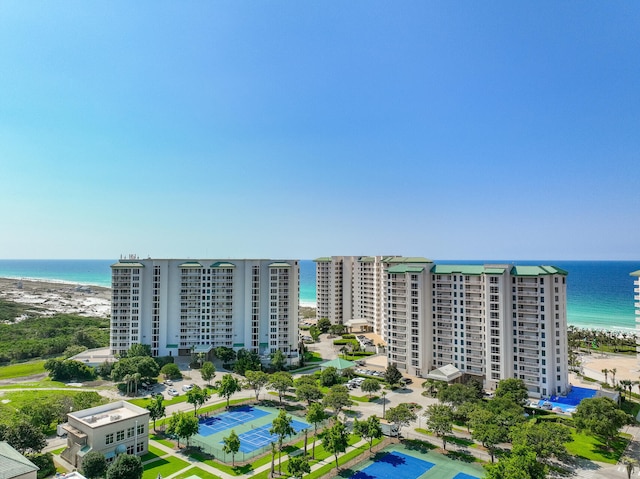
[163,380,173,386]
[182,384,194,392]
[168,388,179,396]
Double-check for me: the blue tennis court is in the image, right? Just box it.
[198,406,270,437]
[349,451,434,479]
[453,473,480,479]
[231,418,310,453]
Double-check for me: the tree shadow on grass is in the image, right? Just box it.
[402,439,437,454]
[444,450,475,463]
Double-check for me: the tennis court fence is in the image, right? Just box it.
[190,419,329,464]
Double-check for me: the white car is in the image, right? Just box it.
[167,388,179,396]
[182,384,194,392]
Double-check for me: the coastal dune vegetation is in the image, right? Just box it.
[0,298,109,363]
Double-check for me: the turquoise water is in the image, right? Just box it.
[0,259,638,332]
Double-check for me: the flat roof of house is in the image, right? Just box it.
[69,401,149,428]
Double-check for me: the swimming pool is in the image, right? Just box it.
[537,385,597,413]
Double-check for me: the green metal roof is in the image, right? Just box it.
[510,265,568,276]
[631,270,640,277]
[388,265,425,274]
[111,261,145,268]
[179,262,203,268]
[431,265,486,275]
[383,256,433,264]
[358,256,376,262]
[0,441,39,478]
[485,268,506,274]
[314,257,332,262]
[269,262,292,268]
[211,261,236,268]
[166,344,178,348]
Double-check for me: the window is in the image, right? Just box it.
[106,433,114,445]
[137,424,145,435]
[116,430,125,441]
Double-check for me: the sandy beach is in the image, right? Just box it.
[0,277,111,319]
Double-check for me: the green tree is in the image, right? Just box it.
[361,378,381,398]
[5,420,46,454]
[244,370,270,401]
[234,349,261,375]
[306,402,327,459]
[385,403,416,437]
[269,371,294,406]
[160,362,182,380]
[270,409,295,475]
[511,421,572,462]
[20,398,59,432]
[322,419,349,469]
[146,394,165,431]
[287,455,311,479]
[329,324,346,336]
[323,384,352,417]
[320,366,340,387]
[74,391,105,411]
[424,404,454,450]
[186,385,211,416]
[437,383,479,409]
[216,374,242,408]
[295,380,323,405]
[82,451,108,479]
[200,361,216,386]
[105,453,143,479]
[572,396,630,447]
[308,325,321,342]
[126,343,152,358]
[215,346,237,364]
[484,445,547,479]
[166,411,199,448]
[468,406,504,462]
[271,349,287,371]
[222,429,241,466]
[317,318,332,333]
[384,363,403,387]
[353,415,383,451]
[494,378,529,406]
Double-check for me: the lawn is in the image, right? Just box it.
[0,360,46,379]
[172,466,222,479]
[142,455,190,479]
[565,429,629,464]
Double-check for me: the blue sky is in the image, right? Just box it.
[1,2,638,260]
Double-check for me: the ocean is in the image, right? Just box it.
[0,259,638,332]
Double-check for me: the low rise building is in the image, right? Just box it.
[61,401,149,468]
[0,442,38,479]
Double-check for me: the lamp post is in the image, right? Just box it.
[382,391,387,418]
[135,419,138,455]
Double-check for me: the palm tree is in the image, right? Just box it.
[132,372,142,396]
[123,374,133,396]
[621,456,638,479]
[611,368,617,386]
[601,368,609,385]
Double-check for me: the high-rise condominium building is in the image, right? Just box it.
[631,270,640,358]
[315,256,432,338]
[316,256,569,398]
[110,258,299,359]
